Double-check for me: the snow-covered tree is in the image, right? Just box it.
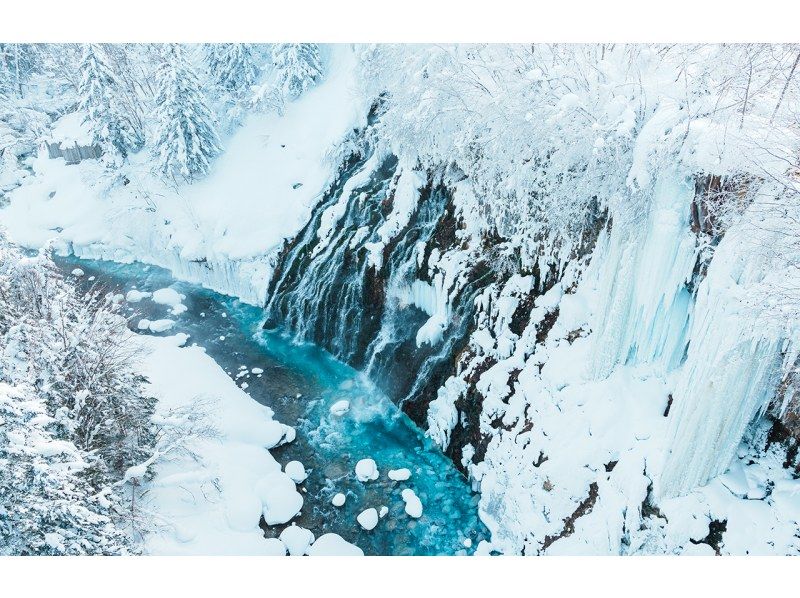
[77,44,144,161]
[271,43,323,100]
[0,236,159,553]
[0,382,130,555]
[0,44,39,99]
[152,44,222,182]
[204,43,259,97]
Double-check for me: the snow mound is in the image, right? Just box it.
[263,537,287,556]
[284,460,307,483]
[256,471,303,526]
[331,493,346,507]
[152,287,187,315]
[357,508,379,530]
[401,488,423,518]
[308,533,364,556]
[126,289,152,303]
[355,458,378,482]
[148,319,176,333]
[279,524,315,556]
[388,468,411,481]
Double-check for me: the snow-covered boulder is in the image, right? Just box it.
[388,468,411,481]
[256,471,303,526]
[355,458,378,482]
[401,489,423,518]
[284,460,307,483]
[357,508,379,530]
[279,524,315,556]
[307,533,364,556]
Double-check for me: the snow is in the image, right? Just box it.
[331,493,346,507]
[125,289,151,303]
[251,367,264,375]
[284,460,307,483]
[401,489,423,518]
[307,533,364,556]
[151,287,187,315]
[278,524,315,556]
[147,319,176,333]
[257,471,304,526]
[70,267,84,277]
[388,468,411,481]
[49,111,93,147]
[0,45,365,305]
[379,506,389,518]
[329,399,350,416]
[357,508,379,530]
[354,458,379,482]
[136,333,302,555]
[137,318,151,330]
[263,537,287,556]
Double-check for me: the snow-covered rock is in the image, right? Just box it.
[355,458,378,482]
[388,468,411,481]
[401,489,423,518]
[126,289,151,303]
[284,460,307,483]
[279,524,315,556]
[256,471,303,526]
[307,533,364,556]
[357,508,379,530]
[148,319,176,333]
[263,537,288,556]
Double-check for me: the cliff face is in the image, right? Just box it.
[263,136,800,555]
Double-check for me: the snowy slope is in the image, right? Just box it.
[0,45,364,305]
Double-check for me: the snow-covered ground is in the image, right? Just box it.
[136,331,362,556]
[1,45,364,305]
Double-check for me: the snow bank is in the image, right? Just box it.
[137,334,300,555]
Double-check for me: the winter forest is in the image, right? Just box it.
[1,41,800,559]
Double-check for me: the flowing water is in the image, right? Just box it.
[58,256,488,555]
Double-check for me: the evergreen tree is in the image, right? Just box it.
[204,43,259,97]
[77,44,143,160]
[271,43,323,100]
[152,44,222,182]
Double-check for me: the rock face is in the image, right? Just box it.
[263,147,496,436]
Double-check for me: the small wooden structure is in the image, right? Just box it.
[45,140,102,165]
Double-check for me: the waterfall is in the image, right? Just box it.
[263,148,493,418]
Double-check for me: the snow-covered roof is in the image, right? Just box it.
[49,112,93,146]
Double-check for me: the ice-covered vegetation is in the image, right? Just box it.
[0,236,154,554]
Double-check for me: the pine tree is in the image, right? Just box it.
[77,44,143,160]
[204,43,259,97]
[152,44,222,182]
[271,43,323,100]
